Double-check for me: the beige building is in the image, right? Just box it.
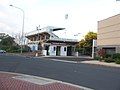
[97,14,120,54]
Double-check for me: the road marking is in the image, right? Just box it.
[51,59,78,63]
[35,57,79,64]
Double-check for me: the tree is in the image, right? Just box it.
[0,34,20,52]
[0,34,31,53]
[77,32,97,56]
[22,45,31,52]
[85,32,97,46]
[79,39,86,48]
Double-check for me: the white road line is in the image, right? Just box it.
[51,59,78,63]
[35,57,79,64]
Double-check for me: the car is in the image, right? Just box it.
[0,50,6,53]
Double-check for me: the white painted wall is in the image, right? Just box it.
[60,46,67,56]
[28,44,38,51]
[48,45,67,56]
[43,50,47,56]
[49,45,56,56]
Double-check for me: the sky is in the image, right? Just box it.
[0,0,120,40]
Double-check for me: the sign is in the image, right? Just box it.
[51,43,66,45]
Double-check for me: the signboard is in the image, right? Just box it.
[51,43,67,45]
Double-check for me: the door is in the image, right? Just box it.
[56,46,61,56]
[67,46,72,56]
[45,45,50,55]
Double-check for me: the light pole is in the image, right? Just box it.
[10,5,25,54]
[36,25,40,41]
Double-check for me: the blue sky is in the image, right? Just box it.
[0,0,120,40]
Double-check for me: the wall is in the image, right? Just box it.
[97,14,120,46]
[60,46,67,56]
[28,44,38,51]
[49,45,67,56]
[116,46,120,53]
[49,45,56,56]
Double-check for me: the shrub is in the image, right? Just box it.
[104,54,112,58]
[97,49,106,59]
[113,53,120,59]
[104,57,115,63]
[94,56,101,61]
[115,59,120,64]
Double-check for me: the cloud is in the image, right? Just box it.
[0,22,11,33]
[0,0,9,5]
[0,11,7,17]
[0,0,119,40]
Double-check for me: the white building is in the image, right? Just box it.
[26,26,78,56]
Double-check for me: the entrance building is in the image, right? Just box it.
[26,26,78,56]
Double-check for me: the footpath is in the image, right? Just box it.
[81,60,120,68]
[0,71,93,90]
[41,56,120,68]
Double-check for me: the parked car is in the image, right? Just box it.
[0,50,6,53]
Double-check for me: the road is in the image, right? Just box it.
[0,54,120,90]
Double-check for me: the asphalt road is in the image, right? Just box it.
[0,54,120,90]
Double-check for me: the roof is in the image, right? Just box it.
[26,26,65,36]
[26,26,78,43]
[98,14,120,22]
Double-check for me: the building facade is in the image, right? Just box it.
[26,26,78,56]
[97,14,120,54]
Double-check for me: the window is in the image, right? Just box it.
[64,47,66,51]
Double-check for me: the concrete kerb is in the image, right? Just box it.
[0,71,93,90]
[5,53,34,58]
[36,57,120,68]
[49,58,78,63]
[35,55,93,63]
[81,60,120,68]
[50,59,120,68]
[6,53,92,60]
[41,56,93,59]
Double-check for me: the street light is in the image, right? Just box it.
[10,5,25,54]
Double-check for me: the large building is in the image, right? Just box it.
[26,26,78,56]
[97,14,120,54]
